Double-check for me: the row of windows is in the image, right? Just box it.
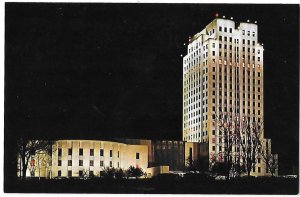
[219,36,256,46]
[219,26,233,33]
[58,148,114,157]
[58,160,114,167]
[57,153,140,167]
[57,169,120,177]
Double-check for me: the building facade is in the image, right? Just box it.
[51,140,148,178]
[182,16,278,176]
[114,138,208,171]
[18,139,208,179]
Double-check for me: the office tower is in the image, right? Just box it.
[182,16,277,176]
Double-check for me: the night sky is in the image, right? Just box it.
[5,3,299,176]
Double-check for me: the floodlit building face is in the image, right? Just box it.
[182,17,277,176]
[18,139,209,179]
[51,140,148,178]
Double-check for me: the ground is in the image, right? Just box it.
[4,176,299,194]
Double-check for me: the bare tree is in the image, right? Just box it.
[17,138,53,180]
[259,139,278,177]
[213,112,264,178]
[239,117,263,177]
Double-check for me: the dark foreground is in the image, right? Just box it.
[5,177,299,194]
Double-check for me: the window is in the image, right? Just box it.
[212,51,215,56]
[219,36,222,41]
[58,160,62,166]
[219,26,222,31]
[110,150,113,157]
[229,28,232,33]
[110,161,112,167]
[89,171,94,177]
[79,148,83,156]
[79,160,83,166]
[224,27,227,32]
[90,160,94,166]
[90,149,94,156]
[79,170,83,177]
[258,167,261,173]
[68,160,72,166]
[100,160,104,167]
[118,151,120,158]
[136,153,140,160]
[212,146,215,151]
[58,170,61,177]
[100,149,104,156]
[68,170,72,177]
[58,148,62,157]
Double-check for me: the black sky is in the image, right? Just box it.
[5,3,299,175]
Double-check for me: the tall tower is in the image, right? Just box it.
[182,16,277,176]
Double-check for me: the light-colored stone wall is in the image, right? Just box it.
[51,140,148,178]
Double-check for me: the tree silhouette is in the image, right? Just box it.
[17,138,53,179]
[126,166,144,179]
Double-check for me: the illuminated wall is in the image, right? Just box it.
[182,17,278,176]
[51,140,148,178]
